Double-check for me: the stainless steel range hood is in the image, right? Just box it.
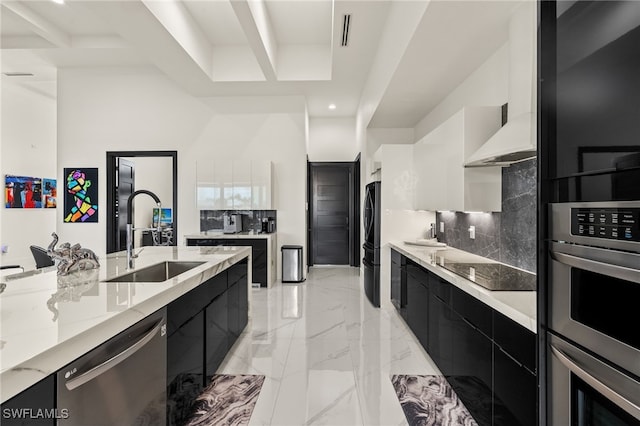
[466,2,536,167]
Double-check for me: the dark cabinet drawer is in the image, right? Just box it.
[452,286,492,338]
[391,250,406,312]
[430,274,452,305]
[391,248,402,265]
[205,291,229,381]
[493,311,536,373]
[450,310,493,426]
[167,281,209,335]
[428,293,453,375]
[493,345,537,426]
[406,273,429,348]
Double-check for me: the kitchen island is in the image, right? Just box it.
[0,245,251,406]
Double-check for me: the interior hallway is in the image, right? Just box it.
[217,267,440,425]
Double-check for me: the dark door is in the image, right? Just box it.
[116,158,135,252]
[311,165,351,265]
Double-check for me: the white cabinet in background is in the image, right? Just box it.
[196,160,272,210]
[251,161,273,209]
[232,160,252,210]
[413,107,503,212]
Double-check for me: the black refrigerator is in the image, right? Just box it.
[363,181,381,307]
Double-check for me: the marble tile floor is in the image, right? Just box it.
[216,267,443,426]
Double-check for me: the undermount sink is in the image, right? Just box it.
[105,261,206,283]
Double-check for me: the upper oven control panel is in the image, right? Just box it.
[571,208,640,242]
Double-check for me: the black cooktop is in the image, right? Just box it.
[439,261,536,291]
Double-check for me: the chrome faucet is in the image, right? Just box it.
[126,190,161,269]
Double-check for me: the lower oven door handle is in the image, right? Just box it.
[550,345,640,420]
[65,319,164,391]
[550,251,640,284]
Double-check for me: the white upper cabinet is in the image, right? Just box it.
[232,160,252,210]
[251,160,273,210]
[413,107,503,212]
[196,160,272,210]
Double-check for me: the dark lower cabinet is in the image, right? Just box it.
[428,284,453,376]
[406,263,429,348]
[227,260,249,339]
[186,238,268,287]
[167,311,204,426]
[493,345,537,426]
[205,291,228,382]
[450,311,493,426]
[392,252,536,426]
[390,249,405,312]
[0,375,55,425]
[167,261,249,426]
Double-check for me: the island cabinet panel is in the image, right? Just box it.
[205,291,228,381]
[392,252,536,426]
[186,239,268,287]
[167,311,204,426]
[0,375,55,425]
[227,260,249,339]
[166,262,249,426]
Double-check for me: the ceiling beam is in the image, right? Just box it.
[81,0,215,94]
[141,0,214,78]
[356,1,429,129]
[1,2,71,48]
[230,0,278,81]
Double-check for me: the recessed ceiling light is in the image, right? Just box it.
[328,104,336,110]
[52,0,65,4]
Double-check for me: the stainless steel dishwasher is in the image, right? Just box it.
[57,308,167,425]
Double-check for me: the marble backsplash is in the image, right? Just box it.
[436,158,536,272]
[200,210,277,233]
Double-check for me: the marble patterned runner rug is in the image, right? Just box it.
[185,374,265,426]
[391,375,478,426]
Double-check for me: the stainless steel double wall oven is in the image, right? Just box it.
[548,203,640,424]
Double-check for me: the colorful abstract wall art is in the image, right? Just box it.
[43,178,57,208]
[5,175,43,208]
[64,168,98,223]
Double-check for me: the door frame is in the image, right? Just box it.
[106,151,178,254]
[307,160,360,267]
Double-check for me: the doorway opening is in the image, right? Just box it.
[106,151,178,254]
[307,157,360,267]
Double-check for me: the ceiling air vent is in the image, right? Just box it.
[3,72,34,77]
[341,14,351,47]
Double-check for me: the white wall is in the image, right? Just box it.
[57,67,307,276]
[120,157,173,247]
[414,44,508,141]
[0,83,57,269]
[307,117,357,161]
[378,144,435,308]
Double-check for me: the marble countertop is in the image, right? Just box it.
[185,231,276,240]
[388,241,537,333]
[0,245,251,403]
